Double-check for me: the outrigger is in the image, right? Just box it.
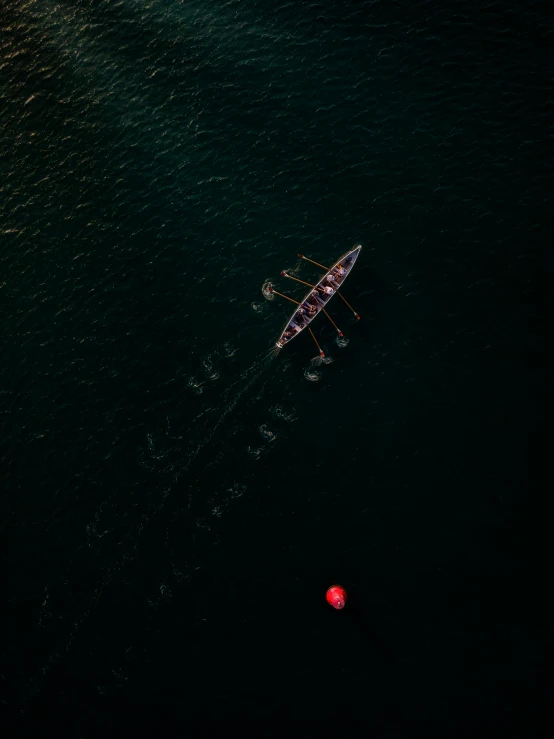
[270,245,361,356]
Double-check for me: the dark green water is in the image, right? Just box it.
[2,0,552,732]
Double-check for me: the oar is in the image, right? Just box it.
[281,272,344,336]
[282,270,328,293]
[308,326,325,358]
[270,287,324,355]
[268,286,299,306]
[270,285,339,337]
[321,310,343,338]
[297,254,361,320]
[298,254,331,272]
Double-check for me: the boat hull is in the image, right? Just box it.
[275,245,361,349]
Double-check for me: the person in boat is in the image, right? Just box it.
[334,265,346,277]
[308,290,323,306]
[326,274,340,288]
[301,300,317,317]
[321,284,335,296]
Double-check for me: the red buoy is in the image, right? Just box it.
[326,584,347,610]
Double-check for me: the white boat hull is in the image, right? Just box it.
[275,245,362,349]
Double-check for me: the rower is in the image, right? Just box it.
[322,284,335,296]
[301,300,317,316]
[334,265,346,277]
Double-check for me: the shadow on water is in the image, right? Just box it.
[344,601,397,665]
[323,587,399,668]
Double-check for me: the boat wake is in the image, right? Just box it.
[26,312,339,705]
[304,367,321,382]
[187,376,204,395]
[270,404,297,422]
[202,354,220,381]
[251,301,268,313]
[181,346,277,476]
[220,341,236,358]
[25,246,363,706]
[246,445,264,460]
[52,324,342,699]
[259,423,277,442]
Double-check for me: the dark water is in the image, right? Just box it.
[2,0,552,732]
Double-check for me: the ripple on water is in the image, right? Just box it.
[304,367,322,382]
[270,405,296,422]
[227,482,246,499]
[262,280,274,300]
[187,377,204,394]
[251,301,267,313]
[303,352,334,381]
[246,446,264,459]
[259,424,276,441]
[219,341,237,358]
[202,354,219,380]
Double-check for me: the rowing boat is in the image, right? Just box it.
[275,245,362,349]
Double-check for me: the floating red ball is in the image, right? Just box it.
[326,585,347,610]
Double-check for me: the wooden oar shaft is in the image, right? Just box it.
[271,285,334,355]
[274,285,341,335]
[283,271,348,330]
[336,291,360,320]
[269,287,299,305]
[299,254,331,271]
[322,309,343,337]
[308,326,324,358]
[297,255,360,320]
[282,272,325,292]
